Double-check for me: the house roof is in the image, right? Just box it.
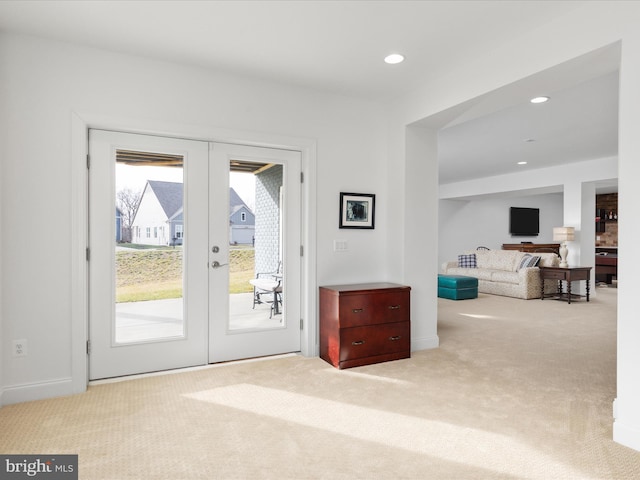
[229,188,250,215]
[147,181,183,219]
[146,180,252,219]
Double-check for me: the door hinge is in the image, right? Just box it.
[86,154,90,170]
[86,340,91,355]
[300,245,303,256]
[86,247,90,261]
[300,172,304,183]
[300,318,304,330]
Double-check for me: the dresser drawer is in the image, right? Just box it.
[339,291,409,328]
[541,270,568,280]
[339,322,410,362]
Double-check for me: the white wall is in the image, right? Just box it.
[615,27,640,452]
[439,193,563,268]
[0,33,389,403]
[389,1,640,452]
[0,68,3,404]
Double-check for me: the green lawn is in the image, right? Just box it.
[116,247,254,302]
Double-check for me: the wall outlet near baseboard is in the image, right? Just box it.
[13,339,27,357]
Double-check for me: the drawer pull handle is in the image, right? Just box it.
[352,340,365,346]
[388,305,401,310]
[352,308,364,313]
[389,335,402,341]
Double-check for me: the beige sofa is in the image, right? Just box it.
[441,249,560,299]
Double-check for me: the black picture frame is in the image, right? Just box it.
[339,192,375,229]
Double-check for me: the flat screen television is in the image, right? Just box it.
[509,207,539,236]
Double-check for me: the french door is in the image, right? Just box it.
[88,130,301,380]
[208,143,301,363]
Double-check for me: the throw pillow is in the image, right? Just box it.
[458,253,477,268]
[517,254,541,270]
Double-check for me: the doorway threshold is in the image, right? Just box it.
[89,352,300,386]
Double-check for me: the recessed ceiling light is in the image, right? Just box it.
[384,53,405,65]
[530,96,550,104]
[518,161,528,165]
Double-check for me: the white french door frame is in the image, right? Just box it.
[208,142,302,363]
[70,113,317,393]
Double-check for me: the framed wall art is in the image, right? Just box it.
[339,192,375,229]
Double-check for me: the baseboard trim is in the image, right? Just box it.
[411,334,439,352]
[2,377,74,405]
[613,419,640,452]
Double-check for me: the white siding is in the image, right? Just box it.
[132,189,172,246]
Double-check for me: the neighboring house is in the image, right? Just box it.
[131,180,255,246]
[229,188,256,245]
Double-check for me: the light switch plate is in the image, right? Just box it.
[334,240,348,252]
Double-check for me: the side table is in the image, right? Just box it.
[539,266,592,304]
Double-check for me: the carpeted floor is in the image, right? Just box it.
[2,286,640,479]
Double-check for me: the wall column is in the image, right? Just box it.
[614,32,640,452]
[561,181,583,268]
[404,125,439,351]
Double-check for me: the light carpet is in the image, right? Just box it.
[2,287,640,479]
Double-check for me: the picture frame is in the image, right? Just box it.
[339,192,375,229]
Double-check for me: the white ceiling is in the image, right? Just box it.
[0,0,618,190]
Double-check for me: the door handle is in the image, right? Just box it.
[211,261,228,268]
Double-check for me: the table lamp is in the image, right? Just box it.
[553,226,575,268]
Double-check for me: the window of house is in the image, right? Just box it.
[241,212,246,222]
[146,227,151,238]
[154,227,158,238]
[175,225,183,238]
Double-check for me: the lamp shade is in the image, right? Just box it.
[553,226,575,242]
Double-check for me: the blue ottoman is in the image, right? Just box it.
[438,274,478,300]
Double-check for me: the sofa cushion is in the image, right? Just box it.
[446,267,492,280]
[457,253,477,268]
[473,250,524,272]
[490,270,520,284]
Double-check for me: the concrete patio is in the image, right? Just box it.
[115,292,282,344]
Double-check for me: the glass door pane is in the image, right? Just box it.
[228,163,284,331]
[114,151,185,344]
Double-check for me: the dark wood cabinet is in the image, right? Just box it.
[595,252,617,284]
[502,243,561,255]
[319,282,411,369]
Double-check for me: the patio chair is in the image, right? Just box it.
[249,262,283,318]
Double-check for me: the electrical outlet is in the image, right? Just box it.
[13,339,27,357]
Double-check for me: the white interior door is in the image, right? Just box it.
[209,143,302,362]
[89,130,209,380]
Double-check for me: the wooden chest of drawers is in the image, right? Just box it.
[319,282,411,369]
